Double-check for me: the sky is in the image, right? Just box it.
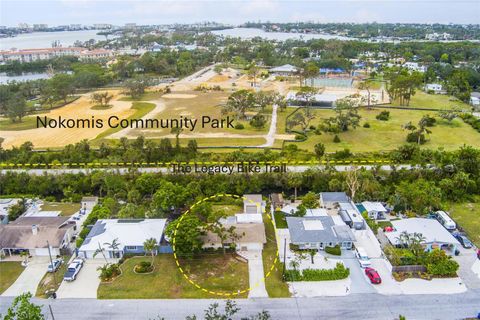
[0,0,479,27]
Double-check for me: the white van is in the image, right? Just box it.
[436,211,456,231]
[355,247,371,268]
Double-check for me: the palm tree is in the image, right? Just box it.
[143,238,158,266]
[104,238,121,259]
[93,242,108,263]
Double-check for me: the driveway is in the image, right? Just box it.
[239,250,268,298]
[1,257,50,297]
[454,246,480,289]
[56,259,103,298]
[342,254,376,294]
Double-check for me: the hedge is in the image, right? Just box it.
[284,262,350,281]
[325,245,341,256]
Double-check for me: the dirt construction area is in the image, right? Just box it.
[0,90,134,149]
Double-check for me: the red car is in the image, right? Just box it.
[365,267,382,284]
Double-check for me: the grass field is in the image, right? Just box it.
[35,257,69,298]
[179,137,266,147]
[288,107,480,152]
[0,116,49,131]
[390,92,471,110]
[97,254,249,299]
[41,202,81,216]
[0,262,24,294]
[446,196,480,247]
[263,214,291,297]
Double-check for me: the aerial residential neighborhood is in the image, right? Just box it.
[1,0,480,319]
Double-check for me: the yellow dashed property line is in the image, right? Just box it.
[171,194,279,297]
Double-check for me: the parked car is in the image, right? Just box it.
[453,233,473,249]
[63,259,84,281]
[454,234,473,249]
[365,267,382,284]
[47,259,63,273]
[355,247,371,268]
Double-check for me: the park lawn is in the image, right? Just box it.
[41,202,81,216]
[446,196,480,247]
[35,256,69,298]
[390,91,470,110]
[263,214,291,297]
[97,254,249,299]
[93,102,156,141]
[178,137,266,147]
[288,107,480,153]
[0,116,48,131]
[0,262,24,294]
[118,91,165,101]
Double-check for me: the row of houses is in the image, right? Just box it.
[0,47,114,63]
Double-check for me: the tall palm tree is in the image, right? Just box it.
[143,238,158,266]
[93,242,108,263]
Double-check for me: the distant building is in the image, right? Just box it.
[124,23,137,30]
[93,23,112,30]
[0,47,113,63]
[425,32,452,41]
[269,64,298,76]
[470,92,480,108]
[425,83,445,94]
[403,62,426,73]
[33,24,48,31]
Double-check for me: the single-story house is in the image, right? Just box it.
[470,92,480,107]
[78,219,167,259]
[270,193,285,210]
[0,216,76,256]
[384,218,460,254]
[202,222,266,251]
[320,192,350,209]
[425,83,445,94]
[269,64,298,76]
[243,194,264,214]
[287,216,356,250]
[360,201,388,220]
[339,202,365,230]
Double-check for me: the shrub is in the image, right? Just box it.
[98,263,121,281]
[425,249,459,277]
[332,148,352,160]
[421,115,436,127]
[376,111,390,121]
[284,263,349,281]
[234,123,244,130]
[295,134,305,140]
[333,135,341,143]
[325,245,341,256]
[134,261,153,273]
[363,122,370,128]
[406,132,426,144]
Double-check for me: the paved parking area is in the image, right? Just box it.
[56,259,103,298]
[454,247,480,289]
[1,257,50,297]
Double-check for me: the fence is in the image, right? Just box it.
[391,265,427,273]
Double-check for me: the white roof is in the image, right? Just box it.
[79,219,167,251]
[303,220,324,231]
[385,218,460,245]
[305,208,328,217]
[361,201,387,213]
[235,213,263,224]
[270,64,297,73]
[286,91,338,102]
[25,211,61,217]
[280,204,298,215]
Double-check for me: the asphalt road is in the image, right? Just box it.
[1,290,479,320]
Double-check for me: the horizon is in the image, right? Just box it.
[1,0,479,27]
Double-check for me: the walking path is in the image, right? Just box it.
[258,104,278,147]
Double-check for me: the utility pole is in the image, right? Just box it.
[46,241,57,288]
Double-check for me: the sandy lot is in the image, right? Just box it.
[162,93,198,99]
[0,90,134,148]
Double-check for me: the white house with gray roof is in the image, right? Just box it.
[286,216,356,250]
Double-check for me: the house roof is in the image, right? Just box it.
[287,216,355,244]
[471,92,480,98]
[361,201,387,213]
[270,64,298,73]
[235,213,263,224]
[385,218,460,245]
[79,219,167,251]
[202,223,266,245]
[0,216,73,249]
[244,194,263,205]
[304,208,328,217]
[320,192,350,204]
[270,193,284,204]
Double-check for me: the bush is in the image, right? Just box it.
[284,263,349,281]
[363,122,371,128]
[234,123,244,130]
[134,261,153,273]
[325,245,341,256]
[406,132,426,144]
[333,135,341,143]
[332,148,352,160]
[421,115,436,127]
[376,111,390,121]
[98,263,121,281]
[425,249,459,277]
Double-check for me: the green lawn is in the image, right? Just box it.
[263,214,291,297]
[98,254,249,299]
[35,256,69,298]
[0,116,51,131]
[390,91,471,110]
[212,204,242,216]
[41,202,81,216]
[0,262,24,294]
[273,211,288,229]
[446,196,480,247]
[288,107,480,153]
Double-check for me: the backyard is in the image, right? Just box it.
[97,254,249,299]
[446,196,480,247]
[41,202,81,216]
[0,262,24,294]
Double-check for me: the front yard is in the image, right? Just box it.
[35,257,69,298]
[0,262,24,294]
[97,254,249,299]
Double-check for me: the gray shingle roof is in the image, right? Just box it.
[287,216,355,244]
[320,192,349,203]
